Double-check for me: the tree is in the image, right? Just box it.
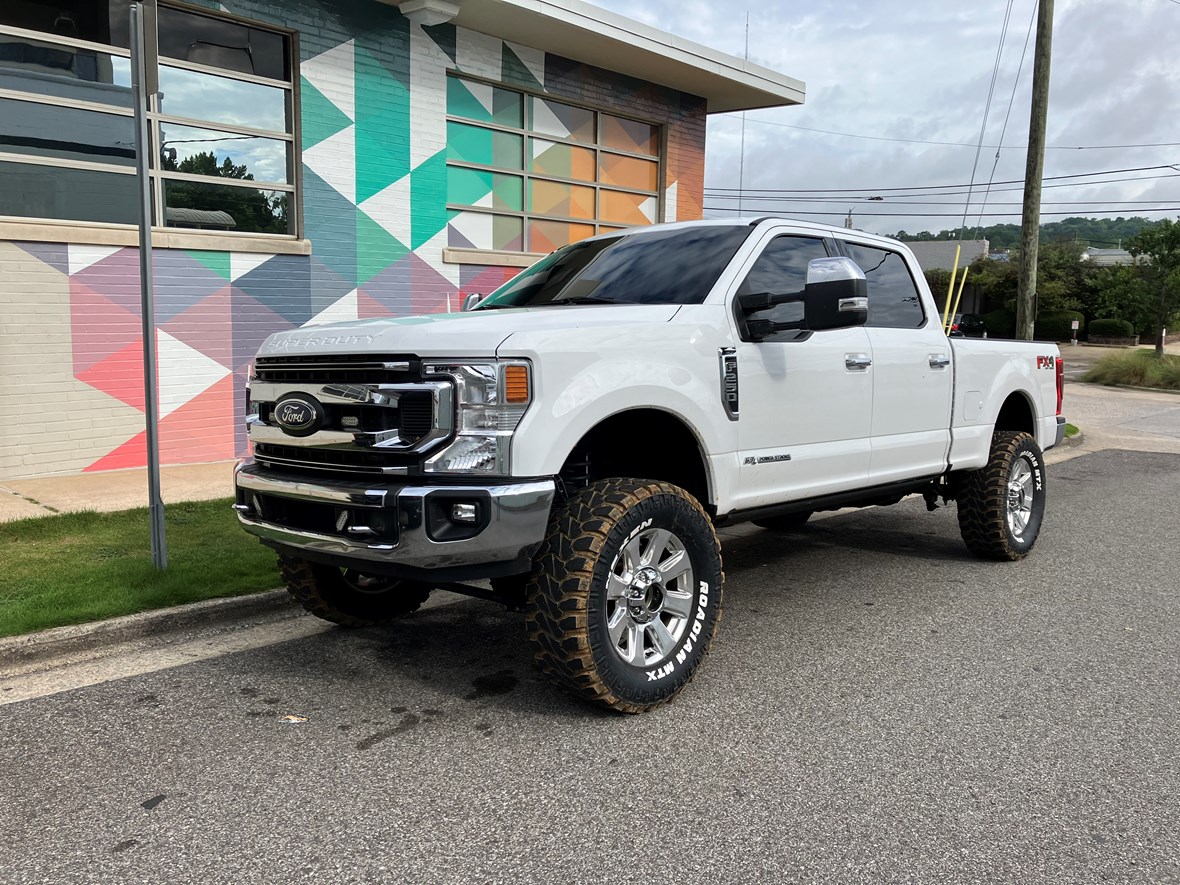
[1125,219,1180,357]
[159,150,288,234]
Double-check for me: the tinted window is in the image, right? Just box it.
[157,6,288,81]
[0,0,129,49]
[843,242,925,329]
[478,225,753,308]
[738,235,829,328]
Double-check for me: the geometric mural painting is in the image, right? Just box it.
[1,0,707,479]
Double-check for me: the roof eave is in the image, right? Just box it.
[448,0,805,113]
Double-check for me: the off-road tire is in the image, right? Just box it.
[753,510,813,531]
[956,431,1047,561]
[279,555,432,627]
[524,478,724,714]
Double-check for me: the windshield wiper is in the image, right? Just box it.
[544,295,623,306]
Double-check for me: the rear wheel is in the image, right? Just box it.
[279,555,432,627]
[956,431,1046,560]
[525,478,724,713]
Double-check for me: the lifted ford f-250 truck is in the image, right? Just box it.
[234,218,1066,713]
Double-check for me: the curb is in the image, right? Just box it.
[1114,384,1180,397]
[0,589,291,668]
[1062,430,1085,448]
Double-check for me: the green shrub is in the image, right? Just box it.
[1082,350,1180,390]
[1088,317,1135,338]
[1035,310,1085,341]
[982,308,1016,338]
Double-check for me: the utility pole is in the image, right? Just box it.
[1016,0,1054,340]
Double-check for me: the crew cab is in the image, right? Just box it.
[234,218,1066,713]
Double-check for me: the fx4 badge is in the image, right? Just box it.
[1037,355,1056,369]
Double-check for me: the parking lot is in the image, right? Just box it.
[3,402,1180,883]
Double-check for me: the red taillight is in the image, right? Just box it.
[1062,356,1071,415]
[951,324,959,331]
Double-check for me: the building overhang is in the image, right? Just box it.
[389,0,805,113]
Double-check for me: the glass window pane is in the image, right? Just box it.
[159,121,289,185]
[446,210,523,252]
[446,121,522,169]
[527,219,595,253]
[530,97,594,143]
[157,6,288,81]
[0,33,131,106]
[0,0,130,49]
[598,153,658,192]
[843,243,925,328]
[600,114,658,156]
[529,179,595,221]
[0,159,137,223]
[739,236,829,327]
[158,64,288,133]
[0,96,135,166]
[446,77,522,128]
[529,138,595,183]
[599,189,657,226]
[163,179,290,234]
[446,166,522,211]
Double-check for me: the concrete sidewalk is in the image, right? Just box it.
[0,460,236,522]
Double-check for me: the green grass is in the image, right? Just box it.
[1065,423,1080,437]
[1081,349,1180,390]
[0,499,279,638]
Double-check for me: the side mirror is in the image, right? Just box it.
[462,292,484,311]
[802,257,868,330]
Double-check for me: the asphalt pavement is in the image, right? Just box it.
[3,446,1179,883]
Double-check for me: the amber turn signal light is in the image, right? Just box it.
[504,365,530,403]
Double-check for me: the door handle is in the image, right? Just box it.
[929,354,951,369]
[845,353,872,370]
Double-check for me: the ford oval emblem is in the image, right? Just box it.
[273,395,323,437]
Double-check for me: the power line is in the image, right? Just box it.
[702,206,1180,218]
[728,117,1180,152]
[703,163,1180,194]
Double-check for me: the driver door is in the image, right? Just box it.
[729,232,874,510]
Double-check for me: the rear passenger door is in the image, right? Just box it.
[841,241,953,483]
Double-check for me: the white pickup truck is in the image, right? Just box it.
[235,218,1066,713]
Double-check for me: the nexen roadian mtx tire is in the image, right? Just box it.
[525,478,724,713]
[957,431,1047,561]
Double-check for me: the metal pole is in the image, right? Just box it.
[1016,0,1054,340]
[130,2,167,569]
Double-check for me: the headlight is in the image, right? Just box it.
[422,361,532,474]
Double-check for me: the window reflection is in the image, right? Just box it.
[157,5,288,80]
[0,97,134,165]
[163,179,289,234]
[0,1,130,50]
[0,34,131,105]
[159,121,288,185]
[0,159,137,223]
[158,64,288,133]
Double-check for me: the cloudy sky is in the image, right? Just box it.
[592,0,1180,238]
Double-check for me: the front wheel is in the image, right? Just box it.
[525,478,724,713]
[956,431,1047,560]
[279,555,432,627]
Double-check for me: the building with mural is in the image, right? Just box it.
[0,0,803,480]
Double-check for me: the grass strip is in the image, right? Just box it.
[1081,349,1180,390]
[1064,423,1079,437]
[0,499,279,638]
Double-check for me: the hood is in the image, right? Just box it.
[258,304,682,358]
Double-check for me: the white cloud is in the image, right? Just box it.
[593,0,1180,235]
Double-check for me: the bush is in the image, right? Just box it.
[1082,350,1180,390]
[982,308,1016,338]
[1088,317,1135,338]
[1035,310,1085,341]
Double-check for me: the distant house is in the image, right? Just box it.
[905,239,989,315]
[905,239,990,272]
[1081,247,1135,266]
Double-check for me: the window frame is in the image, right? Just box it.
[732,233,833,342]
[838,238,928,330]
[0,0,301,242]
[443,71,666,256]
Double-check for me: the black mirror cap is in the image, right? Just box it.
[802,256,869,330]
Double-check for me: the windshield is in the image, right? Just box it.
[475,225,753,309]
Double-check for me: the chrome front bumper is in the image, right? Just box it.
[233,460,555,577]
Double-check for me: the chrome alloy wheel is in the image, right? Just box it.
[1006,454,1036,539]
[605,527,696,668]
